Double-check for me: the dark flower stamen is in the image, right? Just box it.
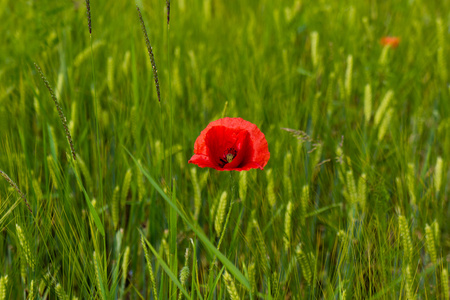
[219,148,237,167]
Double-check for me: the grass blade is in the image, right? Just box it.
[140,231,190,299]
[126,148,250,291]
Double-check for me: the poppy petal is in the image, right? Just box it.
[188,154,217,169]
[223,131,251,169]
[380,36,400,48]
[205,126,242,166]
[189,117,270,171]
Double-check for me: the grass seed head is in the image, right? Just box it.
[85,0,91,34]
[0,170,32,214]
[34,63,76,161]
[136,6,161,102]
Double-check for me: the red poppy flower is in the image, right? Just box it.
[380,36,400,48]
[188,117,270,171]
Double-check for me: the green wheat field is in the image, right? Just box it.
[0,0,449,299]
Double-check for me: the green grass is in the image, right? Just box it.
[0,0,449,299]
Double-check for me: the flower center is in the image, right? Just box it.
[219,148,237,167]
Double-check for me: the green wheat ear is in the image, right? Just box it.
[266,168,276,207]
[223,271,241,300]
[120,246,130,296]
[39,278,46,296]
[189,167,202,220]
[300,185,309,226]
[112,186,120,229]
[295,244,312,285]
[434,156,443,194]
[424,224,437,264]
[436,18,448,83]
[341,288,347,300]
[405,265,416,300]
[69,100,77,137]
[178,248,190,300]
[121,169,132,207]
[398,215,413,264]
[271,271,280,298]
[141,237,158,300]
[432,219,440,249]
[346,169,357,205]
[20,257,26,283]
[364,84,372,123]
[378,108,393,141]
[406,163,416,205]
[344,54,353,100]
[247,261,256,296]
[442,269,449,300]
[252,219,270,275]
[358,173,367,211]
[55,283,69,300]
[238,171,248,203]
[121,50,130,75]
[283,152,293,203]
[0,275,8,300]
[374,90,394,127]
[28,280,35,300]
[378,45,390,66]
[283,201,293,251]
[93,251,104,300]
[310,31,319,68]
[16,224,35,271]
[214,191,228,237]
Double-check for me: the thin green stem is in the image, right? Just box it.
[168,9,173,187]
[89,32,106,278]
[167,9,176,300]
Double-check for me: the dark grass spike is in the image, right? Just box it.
[136,6,161,102]
[166,0,170,25]
[34,63,77,161]
[0,170,33,214]
[85,0,92,34]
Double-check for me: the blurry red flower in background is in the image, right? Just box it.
[380,36,400,48]
[188,118,270,171]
